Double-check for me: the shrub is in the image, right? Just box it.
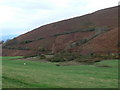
[23,55,38,58]
[17,47,30,50]
[39,54,46,59]
[3,46,15,49]
[69,38,88,48]
[80,39,88,44]
[0,40,4,44]
[4,39,18,46]
[38,47,46,52]
[49,52,81,62]
[49,53,65,62]
[20,40,33,44]
[81,28,95,32]
[37,37,44,40]
[118,42,120,47]
[53,30,80,37]
[2,46,30,50]
[75,55,91,62]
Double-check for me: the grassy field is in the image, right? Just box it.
[0,56,2,89]
[1,56,119,88]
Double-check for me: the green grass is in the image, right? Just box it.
[1,56,119,88]
[0,57,2,89]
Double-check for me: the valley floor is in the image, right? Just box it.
[1,56,119,88]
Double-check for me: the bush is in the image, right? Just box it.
[49,52,81,62]
[37,37,44,40]
[3,46,15,49]
[80,39,88,44]
[17,47,30,50]
[38,47,46,52]
[4,39,18,46]
[75,55,92,62]
[69,38,88,48]
[3,46,30,50]
[49,53,65,62]
[81,28,95,32]
[20,40,33,44]
[23,55,38,58]
[0,40,4,44]
[39,54,46,59]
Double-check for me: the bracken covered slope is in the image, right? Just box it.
[2,6,119,56]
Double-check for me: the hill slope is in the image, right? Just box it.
[2,6,119,56]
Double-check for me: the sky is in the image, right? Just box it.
[0,0,119,40]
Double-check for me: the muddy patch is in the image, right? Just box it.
[95,65,112,68]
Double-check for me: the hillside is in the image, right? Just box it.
[2,6,119,56]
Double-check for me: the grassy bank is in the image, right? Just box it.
[2,56,118,88]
